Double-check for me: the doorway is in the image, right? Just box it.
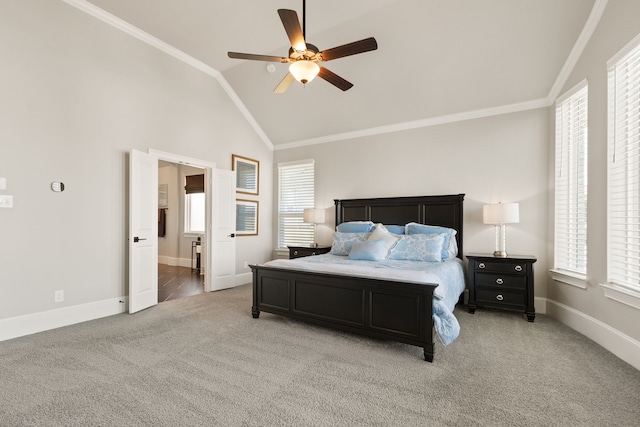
[129,148,236,314]
[157,160,206,303]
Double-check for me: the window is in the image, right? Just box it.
[554,81,588,280]
[185,174,205,234]
[278,160,315,248]
[607,37,640,294]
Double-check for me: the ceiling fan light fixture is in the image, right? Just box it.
[289,60,320,84]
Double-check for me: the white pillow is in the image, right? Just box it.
[366,224,400,257]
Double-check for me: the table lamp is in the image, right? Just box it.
[303,208,325,248]
[483,202,519,257]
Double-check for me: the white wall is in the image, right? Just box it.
[0,0,273,335]
[274,108,550,297]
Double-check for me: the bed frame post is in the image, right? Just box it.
[424,344,434,362]
[251,266,260,318]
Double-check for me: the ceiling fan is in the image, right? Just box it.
[227,0,378,93]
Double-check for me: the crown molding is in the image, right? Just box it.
[546,0,608,103]
[274,98,549,150]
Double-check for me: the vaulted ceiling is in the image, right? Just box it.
[86,0,598,148]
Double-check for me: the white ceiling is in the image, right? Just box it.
[87,0,597,147]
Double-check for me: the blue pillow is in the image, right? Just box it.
[348,240,388,261]
[388,234,446,262]
[330,232,370,255]
[405,222,456,260]
[384,224,405,235]
[336,221,375,233]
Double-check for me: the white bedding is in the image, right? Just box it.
[261,254,465,345]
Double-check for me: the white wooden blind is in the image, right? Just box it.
[278,160,315,248]
[554,82,588,275]
[608,39,640,291]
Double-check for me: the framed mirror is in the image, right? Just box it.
[232,154,259,195]
[236,199,258,236]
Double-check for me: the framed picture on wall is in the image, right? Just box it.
[236,199,258,236]
[232,154,259,195]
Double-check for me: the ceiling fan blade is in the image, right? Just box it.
[274,72,296,94]
[278,9,306,51]
[228,52,289,63]
[318,67,353,91]
[319,37,378,62]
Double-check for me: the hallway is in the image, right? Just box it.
[158,264,204,302]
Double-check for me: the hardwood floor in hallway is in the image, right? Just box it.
[158,264,204,302]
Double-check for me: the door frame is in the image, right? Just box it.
[149,149,216,292]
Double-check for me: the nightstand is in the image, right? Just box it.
[467,254,537,322]
[288,246,331,259]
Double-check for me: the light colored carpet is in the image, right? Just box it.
[0,284,638,426]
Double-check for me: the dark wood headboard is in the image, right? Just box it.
[334,194,465,259]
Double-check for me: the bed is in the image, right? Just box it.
[251,194,465,362]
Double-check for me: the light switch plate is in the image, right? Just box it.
[0,177,6,190]
[0,195,13,208]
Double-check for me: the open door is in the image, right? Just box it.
[129,149,158,313]
[210,168,236,291]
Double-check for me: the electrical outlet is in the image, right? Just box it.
[0,195,13,208]
[244,261,249,268]
[54,290,64,303]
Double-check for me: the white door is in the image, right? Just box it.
[129,149,158,313]
[210,168,236,291]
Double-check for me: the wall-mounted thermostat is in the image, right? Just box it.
[51,182,65,192]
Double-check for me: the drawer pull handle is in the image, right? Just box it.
[496,278,504,285]
[293,251,298,256]
[311,252,316,255]
[478,263,486,269]
[496,294,504,301]
[515,265,523,272]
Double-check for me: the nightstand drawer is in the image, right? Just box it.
[474,273,526,290]
[476,289,525,307]
[474,260,527,274]
[288,246,331,259]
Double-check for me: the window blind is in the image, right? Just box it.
[608,40,640,291]
[185,174,205,194]
[278,160,315,248]
[554,83,588,275]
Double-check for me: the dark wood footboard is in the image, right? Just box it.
[251,264,438,362]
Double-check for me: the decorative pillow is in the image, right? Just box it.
[388,234,447,262]
[330,232,370,255]
[405,222,457,260]
[384,224,405,235]
[367,224,400,257]
[348,240,388,261]
[336,221,375,233]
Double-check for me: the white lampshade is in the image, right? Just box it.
[289,60,320,84]
[303,208,325,224]
[483,203,520,225]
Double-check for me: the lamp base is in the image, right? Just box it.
[493,250,508,258]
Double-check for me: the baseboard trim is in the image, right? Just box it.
[0,297,128,342]
[158,257,191,268]
[545,298,640,370]
[235,272,252,287]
